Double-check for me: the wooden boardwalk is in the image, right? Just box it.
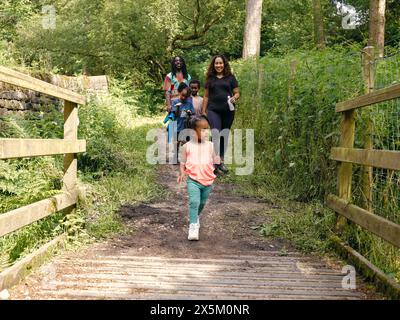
[8,247,370,300]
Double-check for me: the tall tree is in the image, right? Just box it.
[368,0,386,57]
[242,0,263,58]
[312,0,325,49]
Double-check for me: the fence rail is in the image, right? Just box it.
[330,147,400,171]
[0,66,85,105]
[336,83,400,112]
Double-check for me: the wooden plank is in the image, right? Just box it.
[336,83,400,112]
[0,192,77,237]
[0,235,66,291]
[0,66,86,105]
[46,280,361,297]
[0,139,86,160]
[330,234,400,299]
[38,288,361,300]
[63,272,344,284]
[331,147,400,171]
[326,194,400,248]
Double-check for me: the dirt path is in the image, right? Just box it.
[8,165,381,299]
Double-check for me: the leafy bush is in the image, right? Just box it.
[231,46,364,202]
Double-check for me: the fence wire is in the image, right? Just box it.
[375,49,400,89]
[352,50,400,225]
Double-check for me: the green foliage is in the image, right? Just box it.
[77,112,166,239]
[343,223,400,282]
[231,46,363,202]
[0,0,43,42]
[0,212,65,271]
[0,109,64,215]
[0,158,62,214]
[259,203,336,254]
[11,0,244,84]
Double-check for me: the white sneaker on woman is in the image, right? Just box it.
[188,223,199,241]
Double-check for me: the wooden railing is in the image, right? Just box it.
[0,66,86,239]
[327,46,400,250]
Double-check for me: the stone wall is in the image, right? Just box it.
[51,75,109,98]
[0,74,109,117]
[0,81,60,117]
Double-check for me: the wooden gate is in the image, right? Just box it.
[0,66,86,252]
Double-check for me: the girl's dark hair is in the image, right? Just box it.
[171,56,189,79]
[177,82,191,97]
[178,82,189,92]
[185,114,210,131]
[205,55,233,87]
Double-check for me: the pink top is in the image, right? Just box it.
[181,141,220,186]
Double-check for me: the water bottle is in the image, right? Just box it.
[227,96,235,111]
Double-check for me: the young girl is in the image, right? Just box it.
[177,115,220,241]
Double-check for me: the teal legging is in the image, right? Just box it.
[187,177,213,224]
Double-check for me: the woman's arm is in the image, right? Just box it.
[202,88,209,115]
[163,75,172,112]
[166,91,172,112]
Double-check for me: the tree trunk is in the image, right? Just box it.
[242,0,263,59]
[368,0,386,58]
[312,0,325,49]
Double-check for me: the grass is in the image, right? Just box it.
[79,117,167,240]
[257,205,336,254]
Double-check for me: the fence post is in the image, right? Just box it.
[361,46,375,213]
[335,54,359,233]
[63,100,78,208]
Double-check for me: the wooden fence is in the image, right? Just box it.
[0,66,86,239]
[327,46,400,250]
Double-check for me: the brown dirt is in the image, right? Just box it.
[105,164,287,259]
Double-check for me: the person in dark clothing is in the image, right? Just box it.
[202,55,240,174]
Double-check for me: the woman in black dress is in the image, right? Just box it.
[202,55,240,174]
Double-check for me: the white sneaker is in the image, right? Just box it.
[188,223,199,241]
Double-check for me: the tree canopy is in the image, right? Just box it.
[1,0,400,85]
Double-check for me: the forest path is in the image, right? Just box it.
[8,165,379,300]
